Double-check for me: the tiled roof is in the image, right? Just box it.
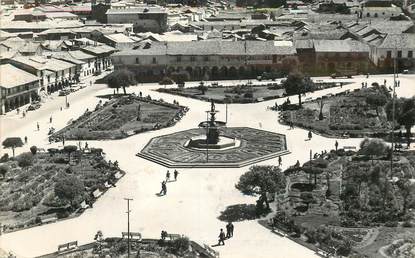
[103,33,135,43]
[67,50,95,60]
[0,64,39,89]
[378,34,415,49]
[114,40,296,56]
[106,7,167,14]
[313,39,370,52]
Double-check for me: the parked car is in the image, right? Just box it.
[78,82,87,88]
[59,90,70,96]
[27,102,41,111]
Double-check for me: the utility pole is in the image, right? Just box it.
[390,45,397,179]
[124,198,133,258]
[206,111,209,162]
[225,103,228,125]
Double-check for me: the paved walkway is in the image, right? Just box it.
[0,74,414,258]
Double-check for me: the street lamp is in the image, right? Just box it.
[124,198,133,258]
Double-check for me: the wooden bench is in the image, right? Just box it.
[58,241,78,253]
[204,244,220,258]
[165,233,182,240]
[343,146,356,150]
[122,232,142,241]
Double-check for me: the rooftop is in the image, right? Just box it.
[0,64,39,89]
[313,39,370,52]
[106,7,167,15]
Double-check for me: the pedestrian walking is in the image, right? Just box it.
[174,170,179,181]
[166,170,170,182]
[85,142,89,149]
[37,122,40,131]
[384,79,387,86]
[160,181,167,195]
[278,156,282,166]
[335,140,339,151]
[229,222,234,237]
[308,131,312,140]
[218,229,226,245]
[24,136,27,144]
[50,116,52,124]
[398,80,400,87]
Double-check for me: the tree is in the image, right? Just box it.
[0,164,9,178]
[17,152,34,167]
[300,192,315,210]
[2,137,24,158]
[54,175,84,207]
[386,97,415,146]
[283,73,315,108]
[397,178,415,214]
[235,165,286,210]
[94,230,104,255]
[107,69,136,95]
[63,145,77,163]
[30,145,37,155]
[198,81,208,95]
[303,158,328,185]
[359,138,388,164]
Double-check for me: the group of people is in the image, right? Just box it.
[159,170,179,196]
[217,222,235,246]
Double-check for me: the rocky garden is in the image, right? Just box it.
[0,145,124,233]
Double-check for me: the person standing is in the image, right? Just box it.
[218,229,225,245]
[37,122,40,131]
[226,223,231,238]
[335,140,339,151]
[174,170,179,181]
[24,136,27,144]
[166,170,170,182]
[229,222,234,237]
[308,131,312,140]
[278,156,282,167]
[62,135,65,146]
[50,116,52,124]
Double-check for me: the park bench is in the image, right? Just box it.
[57,241,78,253]
[41,215,58,224]
[165,233,182,240]
[204,244,220,258]
[343,146,356,150]
[93,189,103,198]
[122,232,142,241]
[315,248,331,257]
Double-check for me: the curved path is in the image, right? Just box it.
[1,74,414,258]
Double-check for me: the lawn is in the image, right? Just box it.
[280,84,391,138]
[52,95,188,141]
[0,147,124,232]
[157,83,285,103]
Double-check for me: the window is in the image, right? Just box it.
[176,56,181,62]
[387,51,392,58]
[408,51,413,58]
[374,13,378,18]
[397,51,402,58]
[190,56,196,62]
[367,13,370,17]
[204,56,209,62]
[135,57,140,64]
[152,57,157,64]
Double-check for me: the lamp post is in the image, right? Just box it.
[124,198,133,258]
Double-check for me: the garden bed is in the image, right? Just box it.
[280,85,391,138]
[0,147,125,233]
[51,95,188,141]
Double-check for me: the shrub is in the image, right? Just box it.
[0,164,9,178]
[0,153,9,163]
[169,237,190,255]
[385,221,398,227]
[17,152,34,167]
[402,220,413,227]
[30,146,37,155]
